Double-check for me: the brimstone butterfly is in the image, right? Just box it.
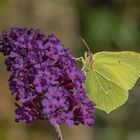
[81,38,140,113]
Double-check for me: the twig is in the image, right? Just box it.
[54,123,64,140]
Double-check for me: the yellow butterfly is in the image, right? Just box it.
[80,39,140,113]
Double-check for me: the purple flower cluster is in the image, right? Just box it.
[0,28,95,126]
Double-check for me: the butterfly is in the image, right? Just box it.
[80,38,140,113]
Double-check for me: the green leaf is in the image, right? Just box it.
[84,51,140,113]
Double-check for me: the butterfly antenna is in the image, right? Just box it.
[80,37,91,54]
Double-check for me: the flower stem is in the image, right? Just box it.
[54,124,64,140]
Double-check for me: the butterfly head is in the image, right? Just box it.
[83,51,94,71]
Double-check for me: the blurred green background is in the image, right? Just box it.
[0,0,140,140]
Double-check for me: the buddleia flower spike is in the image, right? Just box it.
[0,28,96,140]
